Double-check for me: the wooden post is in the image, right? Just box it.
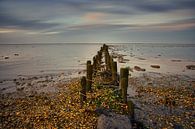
[104,45,108,52]
[105,51,110,71]
[93,56,97,76]
[100,46,103,52]
[111,61,118,85]
[107,54,111,70]
[86,60,93,91]
[120,67,129,102]
[94,55,99,71]
[105,51,108,70]
[103,44,107,51]
[80,76,86,106]
[120,68,129,90]
[121,77,128,103]
[127,100,134,120]
[97,51,102,65]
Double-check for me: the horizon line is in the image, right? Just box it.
[0,42,194,45]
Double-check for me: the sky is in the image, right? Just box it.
[0,0,195,44]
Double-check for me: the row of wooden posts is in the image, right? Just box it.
[80,44,134,119]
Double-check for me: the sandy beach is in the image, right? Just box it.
[0,69,194,128]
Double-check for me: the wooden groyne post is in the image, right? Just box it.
[111,61,118,85]
[120,67,129,103]
[127,100,135,120]
[120,67,135,119]
[80,76,86,106]
[86,60,93,91]
[92,56,97,76]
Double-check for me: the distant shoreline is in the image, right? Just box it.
[0,42,195,46]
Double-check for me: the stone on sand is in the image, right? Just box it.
[134,66,146,71]
[150,65,160,69]
[186,65,195,70]
[97,112,132,129]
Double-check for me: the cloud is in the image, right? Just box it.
[0,0,195,43]
[27,31,60,35]
[132,0,195,13]
[67,18,195,32]
[0,13,60,30]
[0,28,17,33]
[67,23,134,30]
[150,18,195,31]
[83,12,105,22]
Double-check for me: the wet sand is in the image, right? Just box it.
[0,70,85,98]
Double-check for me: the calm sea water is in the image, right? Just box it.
[0,43,195,80]
[113,43,195,77]
[114,43,195,61]
[0,44,101,80]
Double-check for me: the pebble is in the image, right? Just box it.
[150,65,160,68]
[14,53,19,56]
[186,65,195,70]
[4,56,9,59]
[130,74,194,128]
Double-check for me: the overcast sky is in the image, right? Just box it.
[0,0,195,44]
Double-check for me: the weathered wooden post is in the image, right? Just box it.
[105,51,108,70]
[107,54,111,70]
[127,100,134,120]
[100,46,103,52]
[121,77,128,103]
[120,67,129,103]
[97,51,102,65]
[80,76,86,107]
[86,60,93,91]
[93,56,97,76]
[94,55,99,71]
[104,44,108,52]
[105,51,111,71]
[111,61,118,85]
[103,44,107,51]
[120,68,129,89]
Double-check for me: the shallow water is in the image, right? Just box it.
[0,43,195,81]
[0,43,101,80]
[114,43,195,60]
[111,43,195,77]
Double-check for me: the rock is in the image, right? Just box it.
[171,59,181,62]
[118,57,129,63]
[4,56,9,59]
[95,108,111,116]
[151,65,160,69]
[1,88,6,91]
[118,57,125,63]
[14,53,19,56]
[97,112,132,129]
[123,58,130,62]
[186,65,195,70]
[136,57,146,60]
[17,86,24,91]
[134,66,146,71]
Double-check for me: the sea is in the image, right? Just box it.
[0,43,195,81]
